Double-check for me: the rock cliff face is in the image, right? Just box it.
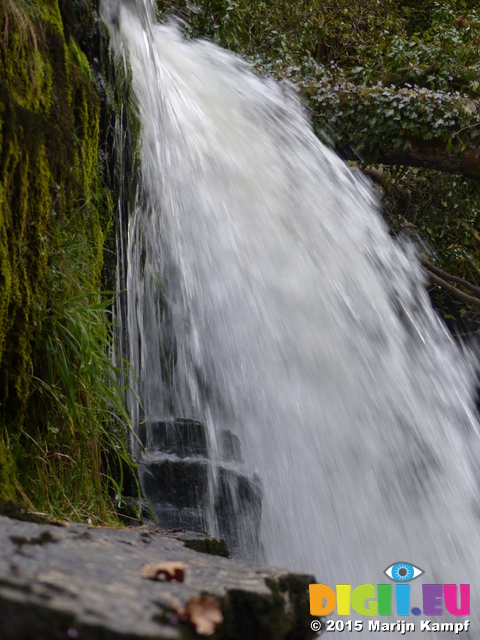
[0,0,103,430]
[0,0,138,514]
[0,515,317,639]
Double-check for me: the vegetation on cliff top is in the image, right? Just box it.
[157,0,480,329]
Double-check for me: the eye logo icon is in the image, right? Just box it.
[384,562,424,582]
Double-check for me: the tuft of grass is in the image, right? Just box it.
[10,204,140,525]
[0,0,141,525]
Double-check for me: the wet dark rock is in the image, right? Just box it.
[218,430,242,462]
[147,503,206,533]
[140,454,262,560]
[215,469,262,558]
[141,458,209,509]
[138,416,262,561]
[0,515,316,640]
[147,419,208,457]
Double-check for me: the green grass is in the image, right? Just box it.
[10,205,139,525]
[0,0,141,525]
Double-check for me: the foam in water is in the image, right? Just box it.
[104,0,480,634]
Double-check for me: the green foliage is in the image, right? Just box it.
[156,0,403,66]
[156,0,480,325]
[1,0,43,54]
[16,210,136,522]
[0,0,137,523]
[301,77,480,160]
[381,167,480,278]
[352,3,480,94]
[156,1,480,157]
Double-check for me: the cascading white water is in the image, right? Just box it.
[104,1,480,634]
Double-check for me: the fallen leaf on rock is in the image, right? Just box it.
[174,595,223,636]
[141,561,185,582]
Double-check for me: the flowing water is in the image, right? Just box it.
[104,1,480,634]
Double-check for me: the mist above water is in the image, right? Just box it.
[105,1,480,634]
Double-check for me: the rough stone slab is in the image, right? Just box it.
[0,516,316,640]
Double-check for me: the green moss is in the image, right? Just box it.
[0,0,138,524]
[37,0,65,33]
[0,0,101,413]
[69,39,91,81]
[0,440,16,502]
[183,537,230,558]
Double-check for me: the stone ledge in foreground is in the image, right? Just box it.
[0,515,317,640]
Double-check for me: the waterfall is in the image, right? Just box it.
[104,0,479,633]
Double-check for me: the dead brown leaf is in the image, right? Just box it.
[141,561,186,582]
[174,595,223,636]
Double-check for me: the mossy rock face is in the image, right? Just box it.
[0,500,59,524]
[183,536,230,558]
[0,443,16,503]
[0,0,103,429]
[0,0,140,521]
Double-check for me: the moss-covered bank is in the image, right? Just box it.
[0,0,138,522]
[0,0,101,420]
